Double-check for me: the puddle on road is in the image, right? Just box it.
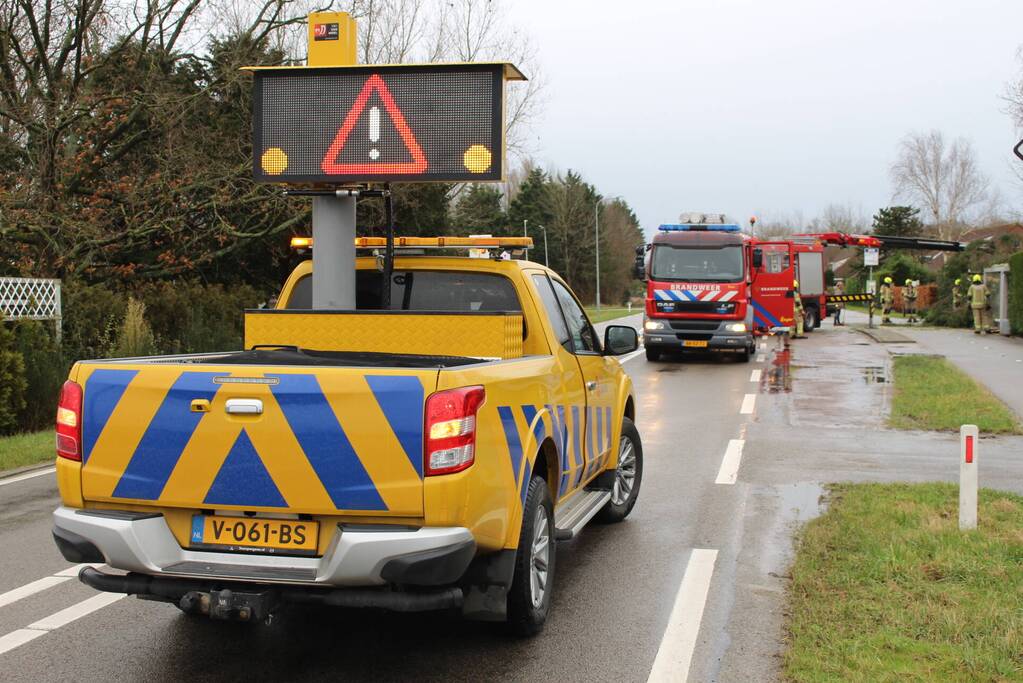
[776,482,825,523]
[761,346,792,393]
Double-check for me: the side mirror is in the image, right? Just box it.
[752,248,763,269]
[604,325,639,355]
[633,245,647,281]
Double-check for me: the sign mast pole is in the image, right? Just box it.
[309,12,358,310]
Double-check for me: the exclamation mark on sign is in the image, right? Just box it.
[368,106,380,160]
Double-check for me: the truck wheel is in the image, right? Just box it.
[595,417,643,523]
[507,475,555,637]
[804,306,818,332]
[739,343,752,363]
[645,347,660,362]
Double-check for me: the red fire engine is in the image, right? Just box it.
[636,216,964,361]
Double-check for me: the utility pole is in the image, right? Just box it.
[594,200,601,309]
[537,225,549,266]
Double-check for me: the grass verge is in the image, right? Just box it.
[584,307,634,323]
[889,355,1021,433]
[786,482,1023,682]
[0,430,53,473]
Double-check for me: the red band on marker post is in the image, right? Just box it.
[965,435,974,464]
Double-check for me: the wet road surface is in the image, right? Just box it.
[3,317,1022,682]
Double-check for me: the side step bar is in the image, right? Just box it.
[554,489,611,541]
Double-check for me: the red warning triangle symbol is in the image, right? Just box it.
[321,74,428,175]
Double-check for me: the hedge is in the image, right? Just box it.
[0,321,28,436]
[1010,251,1023,335]
[0,279,269,436]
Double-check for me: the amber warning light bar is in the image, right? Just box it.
[290,236,533,250]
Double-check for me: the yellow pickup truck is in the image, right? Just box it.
[50,244,643,635]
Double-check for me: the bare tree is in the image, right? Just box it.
[332,0,544,157]
[805,203,867,233]
[890,130,989,240]
[749,210,805,239]
[1005,46,1023,188]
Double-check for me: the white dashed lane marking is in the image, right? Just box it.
[647,549,719,682]
[740,394,756,414]
[0,591,124,657]
[749,369,761,382]
[0,577,72,610]
[755,354,765,363]
[714,439,745,485]
[27,592,125,631]
[0,565,102,610]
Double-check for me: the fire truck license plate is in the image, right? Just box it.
[191,515,318,554]
[683,340,709,348]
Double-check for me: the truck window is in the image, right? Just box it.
[762,250,790,274]
[551,279,600,354]
[531,274,571,350]
[285,271,521,312]
[652,245,743,282]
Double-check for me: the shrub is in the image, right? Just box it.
[61,280,126,362]
[926,235,1023,329]
[136,280,263,354]
[13,321,64,431]
[0,321,28,436]
[109,298,156,358]
[1010,251,1023,335]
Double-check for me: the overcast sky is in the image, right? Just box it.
[504,0,1023,238]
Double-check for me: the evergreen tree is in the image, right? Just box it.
[872,206,924,238]
[507,168,554,239]
[451,185,506,232]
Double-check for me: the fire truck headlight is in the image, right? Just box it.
[725,323,747,333]
[644,320,666,331]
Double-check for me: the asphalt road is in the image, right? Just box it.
[3,317,1022,682]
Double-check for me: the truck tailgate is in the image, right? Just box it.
[79,364,436,516]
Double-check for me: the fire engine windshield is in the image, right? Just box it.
[651,245,743,282]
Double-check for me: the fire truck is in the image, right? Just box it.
[636,215,964,361]
[636,214,795,362]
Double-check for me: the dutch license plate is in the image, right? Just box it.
[191,515,318,555]
[683,340,709,348]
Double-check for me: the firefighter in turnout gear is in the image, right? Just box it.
[792,279,806,338]
[968,274,990,334]
[880,276,894,324]
[952,277,964,309]
[903,279,918,323]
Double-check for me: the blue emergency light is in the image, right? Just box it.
[657,223,742,232]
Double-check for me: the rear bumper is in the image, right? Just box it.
[53,506,475,588]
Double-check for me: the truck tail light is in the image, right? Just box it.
[424,386,485,475]
[56,380,83,461]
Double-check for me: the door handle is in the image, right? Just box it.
[225,398,263,415]
[586,381,598,391]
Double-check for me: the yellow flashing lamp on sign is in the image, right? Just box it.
[289,236,533,250]
[247,63,525,184]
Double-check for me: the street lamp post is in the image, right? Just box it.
[536,225,549,266]
[594,200,601,309]
[522,219,529,261]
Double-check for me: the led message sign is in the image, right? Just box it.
[252,63,520,183]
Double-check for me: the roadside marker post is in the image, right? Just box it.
[959,424,978,531]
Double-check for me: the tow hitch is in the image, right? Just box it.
[179,588,279,622]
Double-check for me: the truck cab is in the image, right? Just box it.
[639,221,756,361]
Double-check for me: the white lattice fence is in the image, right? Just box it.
[0,277,62,339]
